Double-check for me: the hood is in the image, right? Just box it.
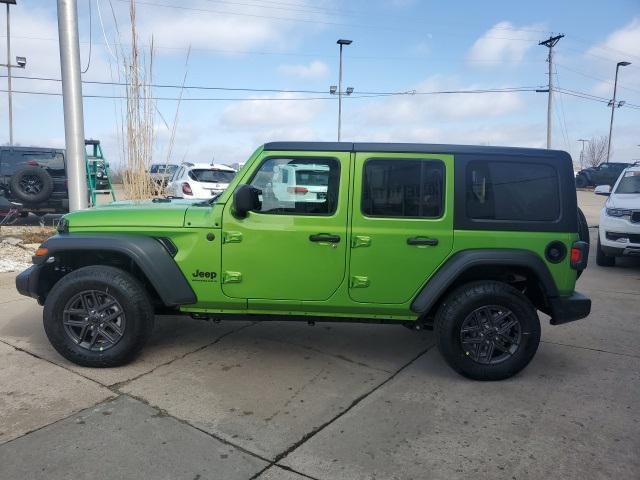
[65,199,196,228]
[608,193,640,210]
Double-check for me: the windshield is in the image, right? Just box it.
[295,170,329,186]
[615,173,640,194]
[150,164,178,174]
[189,169,235,183]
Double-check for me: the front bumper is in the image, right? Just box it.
[15,264,44,304]
[548,292,591,325]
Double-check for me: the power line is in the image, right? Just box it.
[81,0,93,74]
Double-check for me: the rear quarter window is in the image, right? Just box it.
[466,160,560,222]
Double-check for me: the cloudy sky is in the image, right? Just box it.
[1,0,639,166]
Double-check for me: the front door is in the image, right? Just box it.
[349,152,454,304]
[221,152,350,302]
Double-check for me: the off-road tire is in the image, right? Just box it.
[9,166,54,204]
[596,236,615,267]
[43,266,154,367]
[575,175,588,189]
[435,281,541,381]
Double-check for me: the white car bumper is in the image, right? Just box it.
[599,209,640,256]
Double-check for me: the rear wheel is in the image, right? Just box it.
[43,266,154,367]
[435,281,541,381]
[596,237,615,267]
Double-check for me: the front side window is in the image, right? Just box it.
[249,157,340,215]
[362,159,444,218]
[466,161,560,221]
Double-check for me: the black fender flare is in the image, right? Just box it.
[410,249,558,314]
[36,234,196,306]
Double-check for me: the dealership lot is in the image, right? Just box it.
[0,192,638,480]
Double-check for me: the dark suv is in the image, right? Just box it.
[575,162,631,188]
[0,146,69,214]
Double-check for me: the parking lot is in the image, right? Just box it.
[0,191,638,480]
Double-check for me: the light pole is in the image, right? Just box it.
[577,138,589,169]
[1,0,26,146]
[335,39,352,142]
[606,61,631,163]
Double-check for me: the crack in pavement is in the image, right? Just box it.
[541,339,640,359]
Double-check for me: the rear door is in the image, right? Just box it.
[348,152,454,304]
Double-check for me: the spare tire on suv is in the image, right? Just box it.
[10,166,54,204]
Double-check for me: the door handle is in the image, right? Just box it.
[309,234,341,243]
[407,237,438,246]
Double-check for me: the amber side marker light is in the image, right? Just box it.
[35,247,49,257]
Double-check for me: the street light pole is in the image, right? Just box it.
[57,0,88,211]
[577,138,589,170]
[1,0,17,145]
[606,61,631,163]
[336,39,352,142]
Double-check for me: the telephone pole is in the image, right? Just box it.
[577,138,589,169]
[539,34,564,149]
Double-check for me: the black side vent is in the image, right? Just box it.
[156,237,178,257]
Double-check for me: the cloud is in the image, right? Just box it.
[278,60,329,80]
[220,93,326,129]
[585,18,640,97]
[467,21,543,65]
[125,0,326,55]
[361,75,525,126]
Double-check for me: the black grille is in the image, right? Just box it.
[631,211,640,224]
[606,232,640,244]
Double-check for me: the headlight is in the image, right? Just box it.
[606,208,632,219]
[57,216,69,233]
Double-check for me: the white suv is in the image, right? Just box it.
[166,163,236,200]
[270,163,330,203]
[595,164,640,266]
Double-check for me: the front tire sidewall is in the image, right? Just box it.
[44,267,153,367]
[436,282,541,381]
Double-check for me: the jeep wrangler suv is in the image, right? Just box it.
[16,143,591,380]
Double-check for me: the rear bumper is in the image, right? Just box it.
[15,264,44,303]
[548,292,591,325]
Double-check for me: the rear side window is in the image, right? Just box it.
[466,161,560,221]
[362,159,444,218]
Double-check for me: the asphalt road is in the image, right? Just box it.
[0,192,637,480]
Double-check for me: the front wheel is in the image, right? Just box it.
[435,281,541,381]
[575,175,588,188]
[43,266,154,367]
[596,237,615,267]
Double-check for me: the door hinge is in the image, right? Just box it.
[223,231,243,244]
[351,235,371,248]
[222,271,242,283]
[350,275,370,288]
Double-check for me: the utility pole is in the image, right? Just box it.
[1,0,22,146]
[606,61,631,163]
[57,0,88,210]
[538,34,564,149]
[336,39,352,142]
[577,139,589,169]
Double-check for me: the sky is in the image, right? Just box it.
[0,0,639,168]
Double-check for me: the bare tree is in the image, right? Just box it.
[584,136,608,168]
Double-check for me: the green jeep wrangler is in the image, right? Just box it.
[16,142,591,380]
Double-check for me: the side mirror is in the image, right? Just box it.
[594,185,611,196]
[233,184,262,218]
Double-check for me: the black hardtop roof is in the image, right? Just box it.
[0,145,65,153]
[263,141,569,159]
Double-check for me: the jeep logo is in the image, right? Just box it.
[191,269,217,282]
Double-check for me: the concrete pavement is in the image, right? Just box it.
[0,231,638,479]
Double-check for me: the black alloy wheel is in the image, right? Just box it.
[62,290,127,352]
